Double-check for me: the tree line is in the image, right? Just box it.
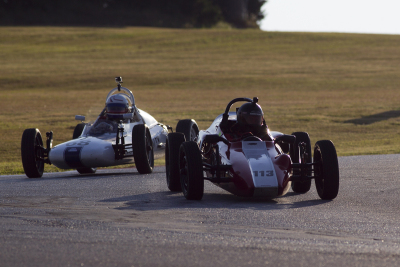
[0,0,266,28]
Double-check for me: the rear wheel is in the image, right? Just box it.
[179,141,204,200]
[290,132,312,193]
[176,119,199,142]
[165,133,185,191]
[132,124,154,174]
[314,140,339,200]
[72,123,85,139]
[21,128,44,178]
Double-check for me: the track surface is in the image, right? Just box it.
[1,155,400,267]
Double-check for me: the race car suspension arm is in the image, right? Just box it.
[203,162,233,183]
[34,131,52,165]
[291,162,320,181]
[202,144,233,183]
[113,122,132,160]
[43,131,53,164]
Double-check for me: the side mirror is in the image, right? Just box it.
[204,134,229,145]
[75,115,85,122]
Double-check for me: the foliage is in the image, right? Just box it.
[0,0,266,28]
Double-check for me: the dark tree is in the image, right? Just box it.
[0,0,266,28]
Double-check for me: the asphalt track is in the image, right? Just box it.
[1,154,400,267]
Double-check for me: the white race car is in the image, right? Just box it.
[21,77,170,178]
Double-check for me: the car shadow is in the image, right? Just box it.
[100,190,328,211]
[344,110,400,125]
[19,170,144,181]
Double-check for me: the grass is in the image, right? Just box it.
[1,26,400,175]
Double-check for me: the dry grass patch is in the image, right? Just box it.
[1,27,400,175]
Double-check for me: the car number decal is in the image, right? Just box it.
[253,170,274,177]
[66,140,91,146]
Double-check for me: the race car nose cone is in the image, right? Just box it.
[242,141,279,198]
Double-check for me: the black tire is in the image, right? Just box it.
[179,141,204,200]
[176,119,199,142]
[73,123,97,174]
[72,123,85,139]
[165,133,185,192]
[314,140,339,200]
[290,132,312,193]
[132,124,154,174]
[21,128,44,178]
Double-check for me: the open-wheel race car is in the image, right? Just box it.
[21,77,170,178]
[166,97,339,200]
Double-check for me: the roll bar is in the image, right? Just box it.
[223,97,253,114]
[221,97,259,127]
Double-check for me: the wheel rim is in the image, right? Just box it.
[166,142,171,183]
[146,133,154,166]
[34,135,44,171]
[180,154,189,192]
[314,146,324,191]
[190,126,197,142]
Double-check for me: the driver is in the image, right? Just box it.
[230,98,273,141]
[89,94,131,135]
[105,94,131,121]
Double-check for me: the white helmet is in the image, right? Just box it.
[106,94,131,120]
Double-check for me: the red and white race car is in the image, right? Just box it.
[166,97,339,200]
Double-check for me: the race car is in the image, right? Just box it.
[166,97,339,200]
[21,77,170,178]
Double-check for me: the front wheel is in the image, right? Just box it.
[165,133,185,191]
[290,132,312,194]
[314,140,339,200]
[179,141,204,200]
[132,124,154,174]
[21,128,44,178]
[176,119,199,142]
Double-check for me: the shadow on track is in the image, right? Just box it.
[101,190,328,211]
[344,110,400,125]
[16,169,143,182]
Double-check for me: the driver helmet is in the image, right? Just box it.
[237,99,264,133]
[105,94,130,120]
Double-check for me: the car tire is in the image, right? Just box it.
[72,123,85,139]
[179,141,204,200]
[290,132,312,194]
[21,128,44,178]
[314,140,339,200]
[72,123,97,174]
[165,133,185,192]
[132,124,154,174]
[176,119,199,142]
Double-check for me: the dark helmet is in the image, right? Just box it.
[237,97,264,132]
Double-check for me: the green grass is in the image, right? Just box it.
[1,26,400,175]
